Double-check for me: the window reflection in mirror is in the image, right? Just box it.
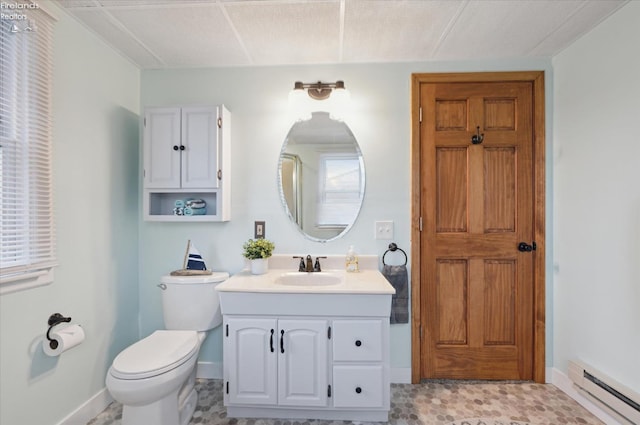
[278,112,365,242]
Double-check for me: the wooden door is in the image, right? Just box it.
[412,73,545,382]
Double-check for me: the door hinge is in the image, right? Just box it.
[143,117,146,127]
[328,384,332,398]
[419,107,423,123]
[226,381,229,394]
[327,326,331,339]
[217,117,222,128]
[419,217,423,232]
[225,324,228,337]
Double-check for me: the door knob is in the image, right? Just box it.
[518,242,536,252]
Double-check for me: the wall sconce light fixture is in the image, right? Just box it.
[289,80,350,121]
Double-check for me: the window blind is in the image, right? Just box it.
[0,2,56,294]
[316,154,363,228]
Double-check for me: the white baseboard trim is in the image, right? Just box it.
[551,367,622,425]
[391,367,411,383]
[56,388,113,425]
[197,361,223,379]
[546,366,553,383]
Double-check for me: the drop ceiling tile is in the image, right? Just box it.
[528,0,627,56]
[223,1,341,65]
[98,0,214,6]
[55,0,97,8]
[109,4,250,67]
[343,0,462,63]
[71,10,164,68]
[434,0,589,60]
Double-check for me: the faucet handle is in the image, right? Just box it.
[292,256,305,272]
[314,256,327,272]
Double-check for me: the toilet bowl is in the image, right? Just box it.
[106,272,228,425]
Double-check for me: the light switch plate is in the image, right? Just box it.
[375,221,393,240]
[254,221,265,239]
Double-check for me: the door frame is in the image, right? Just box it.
[410,71,546,383]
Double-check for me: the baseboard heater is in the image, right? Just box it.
[568,360,640,424]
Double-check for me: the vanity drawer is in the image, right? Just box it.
[332,319,382,361]
[332,365,384,408]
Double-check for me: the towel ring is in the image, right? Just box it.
[382,242,407,266]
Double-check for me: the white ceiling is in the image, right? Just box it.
[53,0,628,69]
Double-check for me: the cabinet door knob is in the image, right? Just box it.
[173,145,179,151]
[355,387,362,394]
[179,145,185,151]
[355,340,362,347]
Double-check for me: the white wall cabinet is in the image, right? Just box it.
[223,314,389,421]
[142,105,230,221]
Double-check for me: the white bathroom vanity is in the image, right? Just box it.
[216,255,395,422]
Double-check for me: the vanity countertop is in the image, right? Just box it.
[216,255,395,295]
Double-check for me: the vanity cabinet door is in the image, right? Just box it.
[277,319,329,407]
[225,318,277,405]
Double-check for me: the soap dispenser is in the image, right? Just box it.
[345,245,359,273]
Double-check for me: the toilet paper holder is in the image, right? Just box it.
[46,313,72,350]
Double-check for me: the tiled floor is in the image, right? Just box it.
[87,379,603,425]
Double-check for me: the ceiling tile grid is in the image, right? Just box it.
[53,0,629,69]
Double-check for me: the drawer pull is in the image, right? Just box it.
[355,340,362,347]
[355,387,362,394]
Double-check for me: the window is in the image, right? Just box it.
[0,2,56,294]
[316,153,363,228]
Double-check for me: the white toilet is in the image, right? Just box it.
[106,272,228,425]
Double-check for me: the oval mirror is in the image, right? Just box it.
[278,112,365,242]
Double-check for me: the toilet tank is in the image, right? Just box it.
[159,272,229,331]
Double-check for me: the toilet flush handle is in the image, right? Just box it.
[157,283,167,290]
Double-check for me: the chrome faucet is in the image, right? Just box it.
[293,255,327,272]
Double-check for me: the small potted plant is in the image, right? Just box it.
[242,238,275,275]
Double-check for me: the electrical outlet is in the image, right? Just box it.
[375,221,394,240]
[254,221,265,239]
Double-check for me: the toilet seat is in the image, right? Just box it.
[110,330,199,380]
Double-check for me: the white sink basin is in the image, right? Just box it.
[275,271,345,286]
